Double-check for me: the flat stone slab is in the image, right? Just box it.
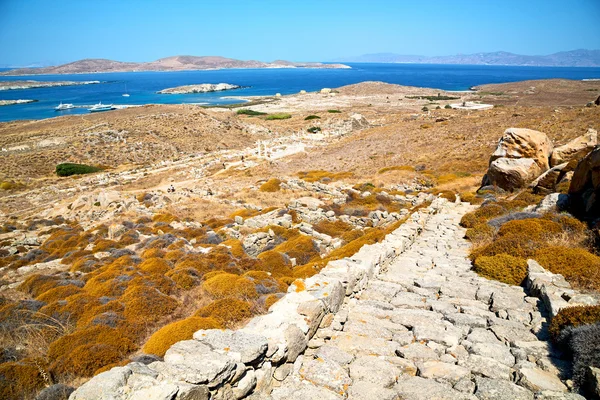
[349,356,399,388]
[395,376,477,400]
[517,368,568,392]
[474,376,534,400]
[270,378,343,400]
[418,360,471,384]
[193,329,268,364]
[299,357,351,393]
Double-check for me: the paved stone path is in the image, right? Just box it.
[268,201,583,400]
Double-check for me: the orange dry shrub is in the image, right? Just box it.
[243,271,287,294]
[92,239,120,253]
[166,240,185,251]
[264,294,282,309]
[549,305,600,341]
[459,191,485,205]
[61,249,93,265]
[166,267,202,290]
[84,262,139,298]
[48,325,136,377]
[202,217,233,230]
[293,222,399,279]
[174,227,207,242]
[0,360,47,400]
[288,210,301,223]
[138,257,171,275]
[256,250,293,277]
[119,230,140,246]
[259,178,282,192]
[18,274,62,297]
[164,249,186,262]
[121,285,179,324]
[460,204,506,228]
[195,298,253,328]
[220,239,247,258]
[36,284,82,303]
[297,170,353,183]
[534,246,600,291]
[40,293,102,325]
[152,213,179,224]
[465,223,495,244]
[230,208,260,220]
[76,300,125,329]
[497,218,562,239]
[273,235,319,265]
[378,165,415,174]
[141,248,166,259]
[313,219,354,238]
[40,227,91,259]
[142,317,223,357]
[175,255,212,276]
[472,254,528,285]
[202,273,258,299]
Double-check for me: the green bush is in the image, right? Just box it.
[444,104,452,109]
[406,95,460,101]
[265,113,291,120]
[236,109,266,116]
[307,126,321,133]
[304,115,320,120]
[549,305,600,341]
[422,106,429,112]
[327,110,341,113]
[56,163,102,177]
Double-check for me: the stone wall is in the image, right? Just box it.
[69,197,443,400]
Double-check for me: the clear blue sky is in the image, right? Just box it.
[0,0,599,66]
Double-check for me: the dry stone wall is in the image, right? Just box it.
[69,196,442,400]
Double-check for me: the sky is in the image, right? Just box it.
[0,0,599,66]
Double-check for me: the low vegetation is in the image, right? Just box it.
[406,94,460,101]
[297,170,353,183]
[236,109,267,116]
[265,113,291,120]
[327,109,341,113]
[55,163,103,177]
[304,115,320,120]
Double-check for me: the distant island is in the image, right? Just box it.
[335,49,600,67]
[157,83,242,94]
[0,56,351,76]
[0,99,37,106]
[0,80,100,90]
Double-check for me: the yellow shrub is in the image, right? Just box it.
[465,224,494,245]
[36,284,82,303]
[473,254,528,285]
[152,213,178,224]
[220,239,247,258]
[92,239,120,253]
[141,248,166,259]
[164,249,186,262]
[273,235,319,265]
[313,219,354,238]
[459,191,484,205]
[259,179,282,192]
[460,204,506,228]
[230,208,259,219]
[243,271,287,294]
[121,285,180,323]
[497,218,562,240]
[195,298,253,327]
[40,293,103,325]
[143,317,223,357]
[549,305,600,340]
[470,235,540,260]
[265,294,282,309]
[256,250,293,277]
[297,170,353,183]
[534,246,600,291]
[166,267,201,290]
[203,273,258,299]
[64,343,124,377]
[0,360,47,400]
[378,165,414,174]
[138,257,171,274]
[18,274,61,297]
[175,256,212,276]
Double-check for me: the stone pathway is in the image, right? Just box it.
[269,201,583,399]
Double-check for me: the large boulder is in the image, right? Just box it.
[550,128,597,167]
[568,145,600,221]
[530,162,568,193]
[487,158,543,192]
[491,128,553,171]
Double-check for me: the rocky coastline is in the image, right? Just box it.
[157,83,243,94]
[0,99,37,106]
[0,80,100,90]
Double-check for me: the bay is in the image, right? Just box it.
[0,63,599,122]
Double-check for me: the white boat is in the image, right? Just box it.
[122,83,130,97]
[88,102,114,112]
[55,102,75,111]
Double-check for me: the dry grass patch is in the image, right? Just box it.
[297,170,353,183]
[259,178,282,192]
[142,316,222,357]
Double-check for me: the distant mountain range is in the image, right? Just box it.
[0,56,350,75]
[335,49,600,67]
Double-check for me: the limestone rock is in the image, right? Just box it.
[568,145,600,220]
[474,376,533,400]
[417,360,471,384]
[347,381,398,400]
[490,128,553,170]
[192,329,268,364]
[69,366,131,400]
[517,368,567,392]
[34,384,74,400]
[349,356,399,388]
[530,163,568,193]
[299,357,351,393]
[129,383,179,400]
[487,158,542,192]
[270,378,343,400]
[550,128,597,167]
[395,376,477,400]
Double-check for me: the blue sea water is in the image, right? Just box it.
[1,63,599,122]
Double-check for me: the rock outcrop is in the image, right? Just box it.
[550,128,597,167]
[568,145,600,221]
[490,128,553,171]
[487,158,542,191]
[157,83,242,94]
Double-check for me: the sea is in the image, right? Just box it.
[1,63,600,122]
